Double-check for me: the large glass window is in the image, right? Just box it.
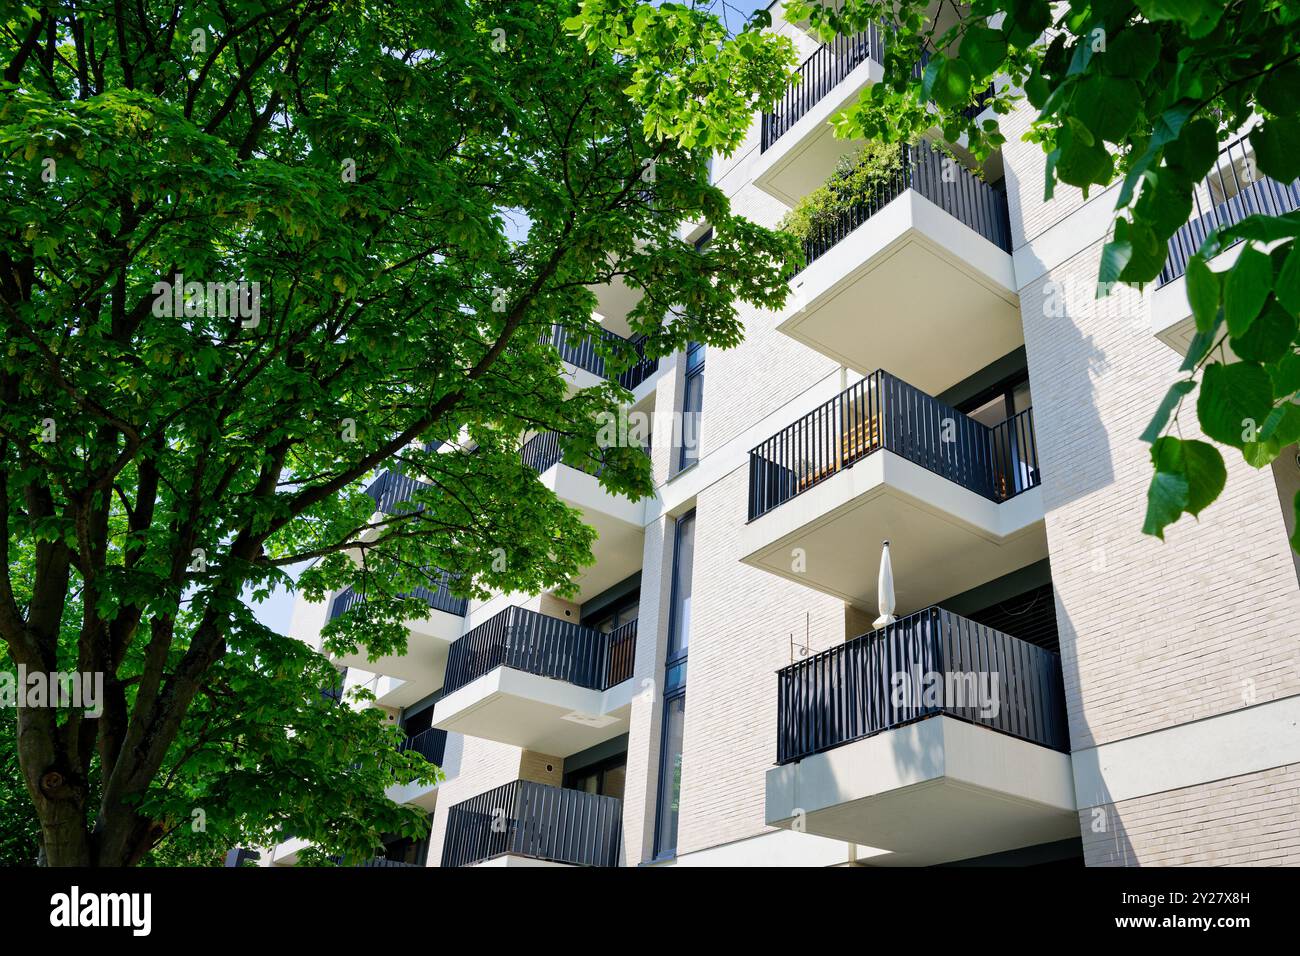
[679,341,705,471]
[584,589,640,634]
[653,695,686,859]
[654,509,695,859]
[667,511,695,663]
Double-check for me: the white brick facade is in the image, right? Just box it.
[278,11,1300,870]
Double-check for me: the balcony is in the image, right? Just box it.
[742,370,1048,611]
[327,571,468,706]
[1152,135,1300,354]
[765,607,1076,866]
[547,324,661,398]
[753,27,887,204]
[779,142,1018,393]
[398,726,447,766]
[521,432,646,601]
[432,607,636,754]
[442,780,623,867]
[364,468,428,515]
[387,726,448,808]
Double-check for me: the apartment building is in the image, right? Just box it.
[263,6,1300,868]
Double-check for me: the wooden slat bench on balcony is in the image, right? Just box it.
[796,413,881,492]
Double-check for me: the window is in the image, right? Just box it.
[584,589,640,635]
[564,753,628,800]
[653,696,686,858]
[676,231,711,474]
[654,509,695,859]
[679,341,705,471]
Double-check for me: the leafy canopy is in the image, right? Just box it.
[0,0,797,865]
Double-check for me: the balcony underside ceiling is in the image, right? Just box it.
[332,607,464,686]
[741,451,1047,616]
[432,667,632,755]
[780,193,1021,395]
[590,275,641,335]
[542,464,646,604]
[472,855,573,868]
[751,59,880,206]
[766,716,1077,867]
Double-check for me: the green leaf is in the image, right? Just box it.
[921,55,945,102]
[1185,256,1221,333]
[1181,312,1223,371]
[1260,402,1300,446]
[1042,147,1060,201]
[1099,236,1133,285]
[1163,119,1218,185]
[1143,437,1190,539]
[1141,379,1196,443]
[1056,135,1111,188]
[1291,490,1300,554]
[1025,71,1050,109]
[960,26,1007,78]
[1118,220,1168,282]
[1197,361,1275,448]
[933,58,974,110]
[1243,435,1282,465]
[1136,0,1215,25]
[1275,241,1300,315]
[1258,62,1300,117]
[1102,27,1161,81]
[1181,439,1227,515]
[1135,172,1193,238]
[1223,246,1274,338]
[1253,117,1300,183]
[1144,435,1227,539]
[1222,211,1300,244]
[1230,298,1297,363]
[1269,351,1300,398]
[1072,75,1140,143]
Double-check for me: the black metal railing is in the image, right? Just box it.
[747,370,1039,520]
[796,141,1011,270]
[520,430,567,475]
[354,857,422,868]
[364,469,427,515]
[1159,135,1300,285]
[520,430,647,477]
[606,619,637,688]
[329,568,469,622]
[398,726,447,766]
[762,26,884,152]
[776,606,1068,765]
[441,779,623,867]
[547,324,660,391]
[442,605,637,695]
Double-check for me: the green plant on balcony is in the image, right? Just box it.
[778,139,904,246]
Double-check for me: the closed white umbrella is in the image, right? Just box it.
[873,540,898,628]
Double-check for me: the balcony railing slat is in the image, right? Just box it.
[398,726,447,766]
[762,28,885,152]
[748,370,1040,520]
[776,607,1068,765]
[442,780,621,867]
[443,605,636,695]
[329,569,468,623]
[1160,135,1300,285]
[547,324,660,390]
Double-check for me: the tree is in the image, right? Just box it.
[789,0,1300,546]
[0,0,797,866]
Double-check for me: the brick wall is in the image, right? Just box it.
[675,467,850,855]
[1081,765,1300,866]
